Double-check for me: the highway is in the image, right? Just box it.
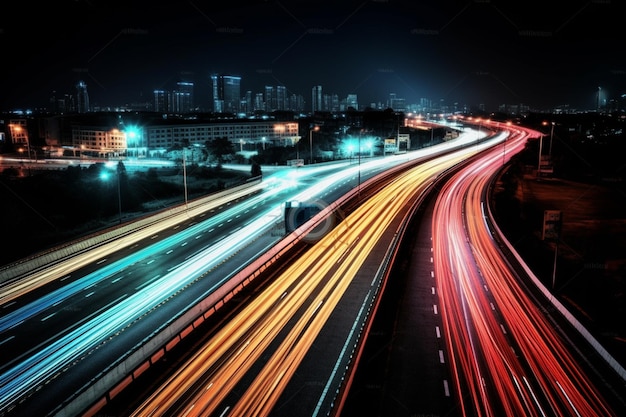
[5,120,621,417]
[0,126,487,417]
[125,134,491,417]
[432,125,622,415]
[121,121,626,417]
[0,161,352,416]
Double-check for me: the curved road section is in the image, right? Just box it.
[0,128,485,417]
[124,137,502,416]
[432,125,624,415]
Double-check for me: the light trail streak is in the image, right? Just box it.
[1,125,497,415]
[432,125,615,415]
[129,143,478,416]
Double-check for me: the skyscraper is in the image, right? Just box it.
[254,93,264,113]
[244,90,253,115]
[211,74,241,114]
[312,85,322,112]
[276,85,286,111]
[76,80,90,113]
[264,85,274,112]
[154,90,169,113]
[346,94,359,110]
[175,81,194,113]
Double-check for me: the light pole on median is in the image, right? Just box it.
[295,135,300,161]
[309,125,319,165]
[116,165,122,224]
[182,148,188,210]
[358,130,362,199]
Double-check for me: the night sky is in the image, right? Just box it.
[2,0,624,112]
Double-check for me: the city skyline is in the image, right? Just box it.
[2,1,624,112]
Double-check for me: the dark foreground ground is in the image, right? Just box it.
[491,162,626,370]
[0,163,251,267]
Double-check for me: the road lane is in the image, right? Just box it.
[432,125,618,415]
[126,139,492,417]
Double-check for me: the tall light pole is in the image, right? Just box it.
[296,137,299,160]
[358,131,362,199]
[114,164,122,224]
[182,148,188,209]
[309,125,319,165]
[502,121,511,167]
[549,121,555,158]
[542,120,555,159]
[537,134,544,180]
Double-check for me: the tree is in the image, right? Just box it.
[250,160,262,178]
[206,137,235,166]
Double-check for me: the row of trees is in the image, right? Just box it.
[173,126,444,169]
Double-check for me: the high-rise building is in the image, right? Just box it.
[323,94,332,112]
[264,86,274,112]
[171,91,191,114]
[312,85,322,112]
[50,91,74,114]
[211,74,241,114]
[388,93,405,111]
[244,90,253,115]
[254,93,265,113]
[154,90,169,113]
[346,94,359,110]
[276,85,286,111]
[289,94,305,113]
[76,80,90,113]
[175,81,194,113]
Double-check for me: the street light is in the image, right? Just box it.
[502,121,511,166]
[541,120,555,158]
[549,121,555,157]
[295,136,300,161]
[116,165,122,224]
[537,133,544,180]
[537,120,555,179]
[309,125,319,165]
[358,131,362,199]
[182,148,188,209]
